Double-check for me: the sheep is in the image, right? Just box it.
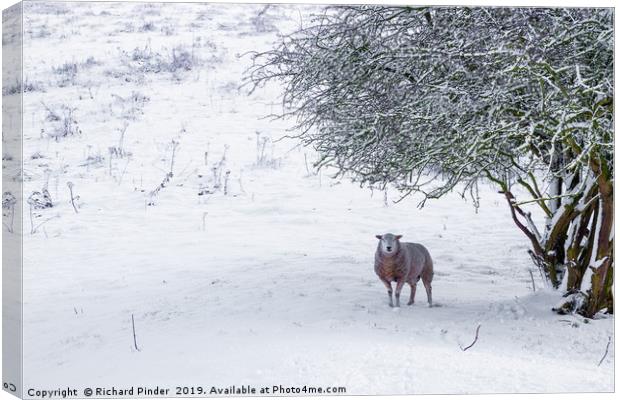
[374,233,434,308]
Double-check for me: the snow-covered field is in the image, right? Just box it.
[5,1,614,395]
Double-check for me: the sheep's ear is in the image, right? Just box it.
[375,235,383,240]
[395,235,403,240]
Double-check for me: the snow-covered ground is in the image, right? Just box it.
[5,1,614,395]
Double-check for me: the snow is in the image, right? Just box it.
[588,201,604,269]
[5,1,614,396]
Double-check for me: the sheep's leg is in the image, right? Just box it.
[423,278,433,307]
[380,279,394,307]
[394,279,406,308]
[407,282,417,305]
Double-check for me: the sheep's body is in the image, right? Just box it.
[374,234,434,307]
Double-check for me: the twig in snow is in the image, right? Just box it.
[169,139,179,176]
[460,324,481,351]
[202,212,208,231]
[255,131,261,164]
[131,313,140,351]
[117,159,131,186]
[32,215,59,234]
[597,336,611,366]
[203,143,211,166]
[177,160,194,180]
[117,121,129,156]
[212,166,219,188]
[238,169,246,194]
[529,269,536,292]
[224,170,231,195]
[28,203,59,234]
[67,182,79,213]
[147,172,173,206]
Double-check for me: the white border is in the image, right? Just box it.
[0,2,615,400]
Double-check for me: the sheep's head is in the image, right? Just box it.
[375,233,402,255]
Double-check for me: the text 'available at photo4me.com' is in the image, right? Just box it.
[24,385,348,398]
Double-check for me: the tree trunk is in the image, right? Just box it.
[496,165,613,317]
[565,186,598,291]
[583,152,613,317]
[584,182,613,317]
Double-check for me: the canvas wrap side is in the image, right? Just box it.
[3,2,24,398]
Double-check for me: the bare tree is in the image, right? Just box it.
[246,6,613,317]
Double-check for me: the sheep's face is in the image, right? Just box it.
[375,233,403,255]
